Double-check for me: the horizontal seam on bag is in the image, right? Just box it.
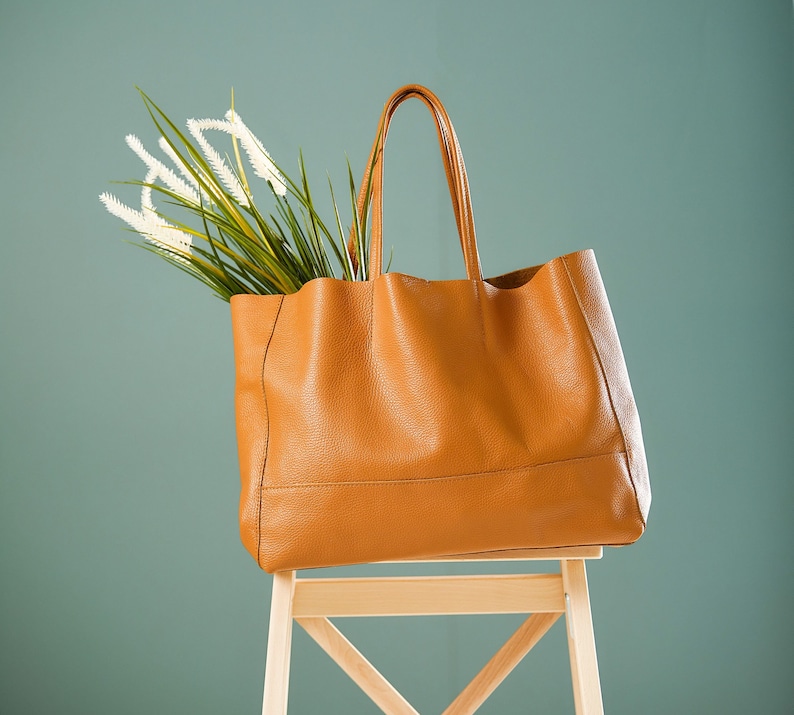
[261,450,627,490]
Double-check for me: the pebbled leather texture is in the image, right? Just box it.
[230,86,651,573]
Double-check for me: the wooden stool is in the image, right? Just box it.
[261,546,605,715]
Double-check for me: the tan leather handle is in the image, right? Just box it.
[348,85,482,281]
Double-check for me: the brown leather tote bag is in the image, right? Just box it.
[231,85,651,573]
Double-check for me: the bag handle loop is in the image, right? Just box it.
[348,85,482,281]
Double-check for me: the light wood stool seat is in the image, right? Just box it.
[262,547,605,714]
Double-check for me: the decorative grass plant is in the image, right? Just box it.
[101,90,381,301]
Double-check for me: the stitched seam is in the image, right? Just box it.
[368,282,373,354]
[262,450,626,490]
[473,279,487,345]
[256,295,284,566]
[560,256,646,529]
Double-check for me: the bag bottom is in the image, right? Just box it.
[256,450,645,572]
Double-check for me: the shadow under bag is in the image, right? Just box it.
[230,85,651,573]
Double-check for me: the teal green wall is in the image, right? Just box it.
[1,1,792,712]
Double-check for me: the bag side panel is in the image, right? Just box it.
[230,294,284,566]
[560,251,651,525]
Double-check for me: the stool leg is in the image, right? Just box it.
[561,560,604,715]
[262,571,297,715]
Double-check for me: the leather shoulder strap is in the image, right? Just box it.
[348,85,482,281]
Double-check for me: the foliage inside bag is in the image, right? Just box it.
[100,90,381,301]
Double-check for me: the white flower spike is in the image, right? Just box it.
[157,137,199,191]
[224,109,287,197]
[125,134,201,205]
[99,191,192,256]
[187,118,250,206]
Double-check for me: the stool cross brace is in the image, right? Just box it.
[261,547,605,715]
